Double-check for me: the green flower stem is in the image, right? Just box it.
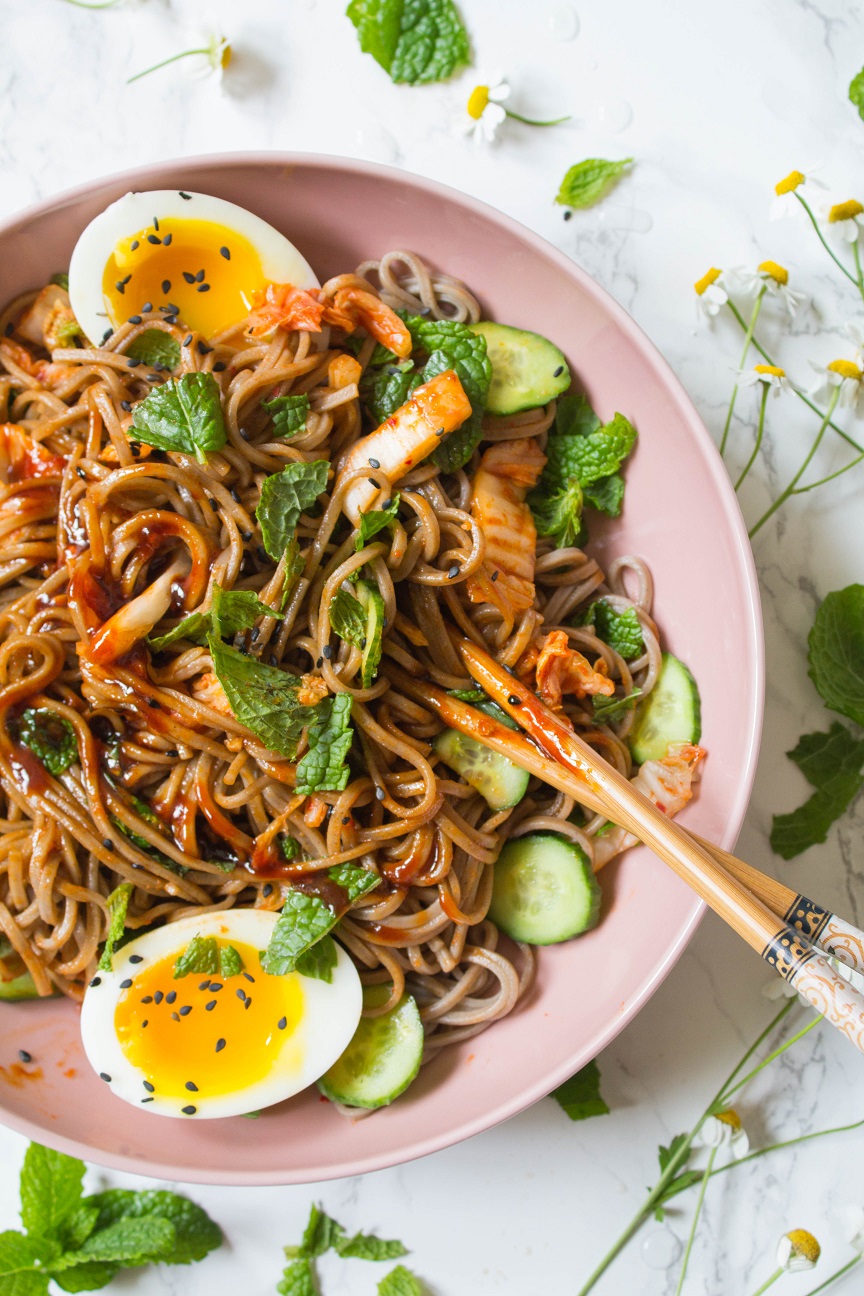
[793,449,864,494]
[801,1255,863,1295]
[725,300,864,456]
[707,1116,864,1184]
[127,47,211,84]
[750,1268,784,1296]
[720,1013,822,1102]
[720,287,766,458]
[505,109,571,126]
[853,242,864,306]
[674,1146,716,1296]
[735,382,770,491]
[749,388,841,537]
[794,194,859,286]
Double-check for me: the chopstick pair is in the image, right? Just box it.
[386,640,864,1055]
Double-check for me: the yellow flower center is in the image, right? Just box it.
[758,259,789,285]
[828,199,864,223]
[694,267,722,296]
[220,42,233,70]
[775,170,806,196]
[467,85,490,120]
[786,1230,821,1264]
[754,364,785,378]
[715,1108,742,1131]
[827,359,863,380]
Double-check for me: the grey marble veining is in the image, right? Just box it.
[1,0,864,1291]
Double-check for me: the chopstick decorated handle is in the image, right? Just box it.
[455,639,864,1054]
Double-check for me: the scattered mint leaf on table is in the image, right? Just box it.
[770,722,864,859]
[124,330,180,371]
[807,584,864,727]
[337,1232,408,1261]
[257,461,329,560]
[130,372,226,463]
[346,0,470,85]
[850,66,864,120]
[16,709,77,777]
[551,1058,610,1121]
[378,1264,424,1295]
[277,1257,316,1296]
[263,393,311,439]
[19,1146,84,1246]
[556,157,633,209]
[97,884,133,972]
[295,694,355,795]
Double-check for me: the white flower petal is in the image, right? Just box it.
[483,102,507,127]
[488,83,511,103]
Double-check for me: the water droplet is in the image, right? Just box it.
[596,206,653,234]
[548,3,580,40]
[355,126,401,166]
[595,97,633,133]
[641,1227,682,1270]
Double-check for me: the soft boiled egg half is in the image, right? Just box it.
[68,190,319,345]
[80,910,362,1119]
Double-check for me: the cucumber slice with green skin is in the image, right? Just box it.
[469,321,571,416]
[489,833,601,945]
[356,579,385,688]
[318,983,423,1109]
[629,652,702,765]
[434,702,529,811]
[0,971,40,1001]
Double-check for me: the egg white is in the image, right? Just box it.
[68,189,320,345]
[80,909,362,1120]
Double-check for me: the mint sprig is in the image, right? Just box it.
[97,884,133,972]
[130,372,226,463]
[279,1204,410,1295]
[556,157,633,210]
[256,461,329,561]
[551,1059,609,1121]
[346,0,470,85]
[262,865,379,977]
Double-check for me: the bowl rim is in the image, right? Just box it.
[0,151,764,1184]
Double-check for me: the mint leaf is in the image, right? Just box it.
[329,589,366,647]
[16,709,77,777]
[300,1205,345,1259]
[109,789,180,875]
[583,600,644,660]
[556,158,633,209]
[0,1231,51,1296]
[295,935,338,983]
[208,638,314,759]
[529,479,584,549]
[56,1206,99,1254]
[529,407,636,548]
[57,1218,175,1268]
[361,361,418,424]
[770,722,864,859]
[148,585,277,652]
[19,1145,84,1242]
[356,494,401,551]
[545,411,637,488]
[658,1133,689,1174]
[97,884,133,972]
[277,1258,316,1296]
[328,862,380,904]
[807,585,864,727]
[173,935,219,978]
[125,330,180,371]
[336,1231,408,1261]
[257,461,329,561]
[219,944,244,977]
[850,67,864,120]
[130,372,225,464]
[147,612,209,652]
[280,835,302,862]
[262,892,338,976]
[295,694,355,795]
[583,472,625,516]
[378,1264,424,1296]
[592,688,642,724]
[551,1059,609,1121]
[263,394,311,440]
[556,393,600,437]
[82,1189,222,1265]
[50,1261,117,1292]
[49,273,69,291]
[403,316,491,471]
[347,0,470,85]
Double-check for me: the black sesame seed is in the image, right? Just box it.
[229,487,241,503]
[553,365,564,377]
[213,360,225,371]
[146,234,161,245]
[179,191,191,200]
[563,209,572,221]
[376,786,386,801]
[183,333,193,347]
[162,280,172,294]
[198,980,211,991]
[250,626,261,644]
[141,995,153,1004]
[164,315,178,326]
[179,1004,192,1016]
[152,362,164,373]
[491,571,499,582]
[166,750,179,757]
[316,656,323,669]
[171,1011,180,1021]
[209,497,219,511]
[120,400,132,412]
[143,1080,155,1092]
[99,1072,111,1083]
[278,1017,287,1030]
[141,302,152,313]
[256,546,269,562]
[142,1019,148,1027]
[120,978,133,989]
[368,457,381,469]
[215,1038,226,1052]
[148,697,160,708]
[209,982,223,992]
[195,269,205,283]
[185,1080,198,1092]
[101,328,112,344]
[508,694,521,706]
[181,1105,197,1115]
[115,281,126,295]
[182,271,196,284]
[241,530,253,542]
[366,477,377,487]
[90,976,102,987]
[205,1000,217,1011]
[448,564,460,579]
[242,972,255,983]
[382,498,393,510]
[263,883,274,897]
[167,302,180,314]
[18,1050,32,1064]
[141,1096,154,1103]
[166,989,177,1004]
[220,246,231,260]
[127,356,139,368]
[197,340,213,355]
[153,217,159,231]
[360,637,367,650]
[435,427,445,437]
[236,988,247,1002]
[130,240,140,250]
[162,233,173,246]
[270,653,278,666]
[102,838,113,851]
[322,645,333,660]
[239,426,250,440]
[154,991,164,1004]
[244,997,252,1009]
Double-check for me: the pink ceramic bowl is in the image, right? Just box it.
[0,154,763,1185]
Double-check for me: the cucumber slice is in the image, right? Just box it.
[629,652,701,765]
[434,702,529,811]
[488,833,601,945]
[0,971,40,1001]
[469,321,571,415]
[356,579,384,688]
[318,983,423,1109]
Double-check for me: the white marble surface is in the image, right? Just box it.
[2,0,864,1292]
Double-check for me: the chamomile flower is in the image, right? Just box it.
[819,197,864,243]
[770,165,826,220]
[694,267,728,318]
[776,1229,821,1273]
[698,1109,750,1159]
[809,357,864,411]
[128,32,232,85]
[455,72,511,146]
[737,364,793,397]
[730,261,807,318]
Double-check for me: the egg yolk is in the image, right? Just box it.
[101,218,266,339]
[114,939,303,1100]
